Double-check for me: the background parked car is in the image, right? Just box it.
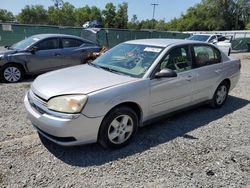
[187,34,232,56]
[0,34,101,83]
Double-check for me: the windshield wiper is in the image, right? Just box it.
[98,65,125,75]
[87,61,99,68]
[88,62,126,76]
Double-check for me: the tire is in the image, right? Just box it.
[210,81,229,108]
[98,106,138,149]
[0,63,24,83]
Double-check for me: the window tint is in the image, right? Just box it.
[193,45,221,67]
[160,46,192,73]
[62,38,84,48]
[36,38,59,50]
[217,36,226,42]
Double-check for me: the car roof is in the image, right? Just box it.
[125,38,204,47]
[30,34,84,40]
[192,34,214,37]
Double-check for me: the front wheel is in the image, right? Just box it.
[98,106,138,149]
[0,64,24,83]
[210,81,229,108]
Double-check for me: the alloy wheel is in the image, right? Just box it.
[3,67,21,82]
[108,115,134,144]
[216,85,228,105]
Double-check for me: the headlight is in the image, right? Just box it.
[0,54,4,60]
[47,95,88,113]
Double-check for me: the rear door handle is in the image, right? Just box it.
[185,75,193,81]
[54,53,61,56]
[215,69,222,74]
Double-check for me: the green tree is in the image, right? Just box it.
[89,6,102,22]
[246,22,250,29]
[127,14,141,29]
[48,2,75,26]
[17,5,48,24]
[74,6,91,26]
[115,2,128,29]
[0,9,15,22]
[103,3,116,28]
[167,0,250,31]
[140,19,156,30]
[155,19,166,31]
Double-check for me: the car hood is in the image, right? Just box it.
[0,49,18,56]
[31,64,138,100]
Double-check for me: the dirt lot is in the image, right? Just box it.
[0,53,250,187]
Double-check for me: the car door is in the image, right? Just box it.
[191,44,224,102]
[26,37,63,73]
[148,45,195,118]
[59,37,86,66]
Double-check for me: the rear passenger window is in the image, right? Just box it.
[193,46,221,67]
[160,46,192,73]
[62,38,84,48]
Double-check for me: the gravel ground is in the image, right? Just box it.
[0,53,250,187]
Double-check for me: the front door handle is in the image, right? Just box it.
[185,75,193,81]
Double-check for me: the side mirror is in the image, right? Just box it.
[154,68,177,79]
[28,46,38,54]
[211,39,218,44]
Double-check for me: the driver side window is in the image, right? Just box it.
[160,46,192,73]
[36,38,59,51]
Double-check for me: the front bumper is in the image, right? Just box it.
[24,94,104,146]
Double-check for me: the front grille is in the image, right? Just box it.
[29,90,47,106]
[28,90,47,114]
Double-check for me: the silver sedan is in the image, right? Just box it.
[24,39,241,148]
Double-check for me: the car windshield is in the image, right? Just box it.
[10,36,40,50]
[91,43,163,78]
[188,35,210,42]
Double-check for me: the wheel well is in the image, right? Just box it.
[102,102,142,125]
[221,78,231,89]
[112,102,142,122]
[4,62,26,74]
[97,102,143,141]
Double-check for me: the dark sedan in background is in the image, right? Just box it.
[0,34,101,83]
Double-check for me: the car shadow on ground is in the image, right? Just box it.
[40,95,249,167]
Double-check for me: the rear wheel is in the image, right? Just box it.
[0,64,24,83]
[210,81,229,108]
[98,106,138,149]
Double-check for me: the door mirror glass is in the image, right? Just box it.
[211,39,218,44]
[154,68,177,78]
[28,46,38,54]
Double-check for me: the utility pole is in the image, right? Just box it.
[151,3,158,20]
